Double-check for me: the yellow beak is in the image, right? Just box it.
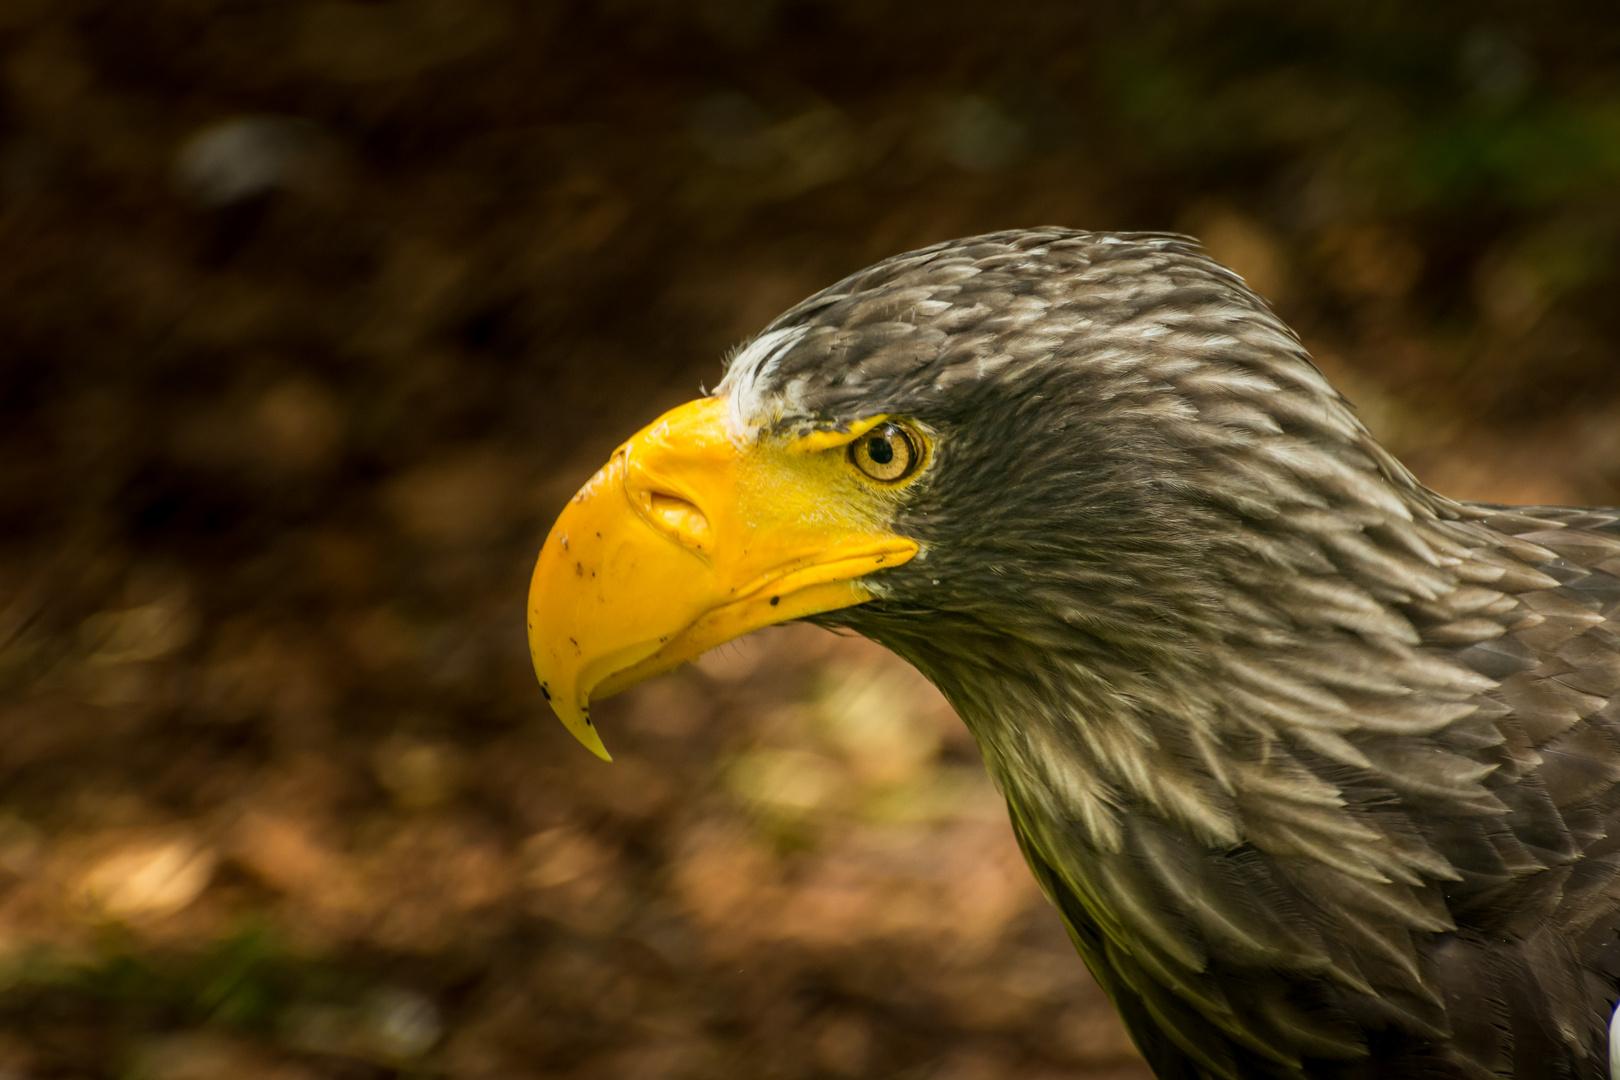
[527,397,919,760]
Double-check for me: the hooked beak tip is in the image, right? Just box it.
[538,677,615,761]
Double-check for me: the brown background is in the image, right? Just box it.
[1,2,1618,1077]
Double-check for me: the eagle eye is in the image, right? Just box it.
[849,423,919,483]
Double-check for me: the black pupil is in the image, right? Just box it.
[867,436,895,465]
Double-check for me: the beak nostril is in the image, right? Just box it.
[646,491,711,547]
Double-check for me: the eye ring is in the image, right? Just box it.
[849,423,920,483]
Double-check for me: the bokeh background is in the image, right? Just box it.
[2,2,1619,1077]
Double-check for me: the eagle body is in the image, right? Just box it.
[534,229,1620,1079]
[724,231,1620,1079]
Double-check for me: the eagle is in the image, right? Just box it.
[526,228,1620,1079]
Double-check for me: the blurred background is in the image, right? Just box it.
[1,2,1618,1077]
